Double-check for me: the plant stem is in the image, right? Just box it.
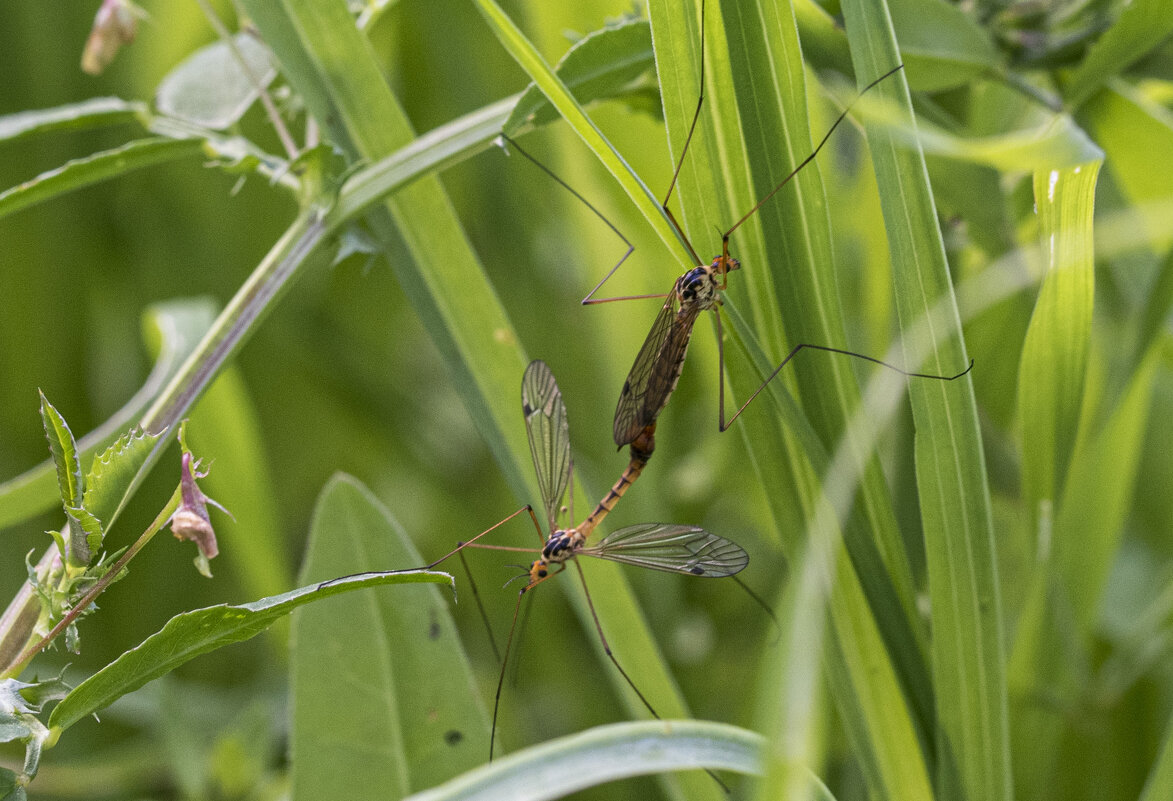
[6,489,182,677]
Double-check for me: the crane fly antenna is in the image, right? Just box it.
[722,64,906,243]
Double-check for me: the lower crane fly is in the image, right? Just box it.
[417,360,747,762]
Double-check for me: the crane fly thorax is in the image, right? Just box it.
[526,528,583,586]
[676,261,729,312]
[543,528,583,562]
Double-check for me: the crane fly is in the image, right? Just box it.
[397,360,746,764]
[501,2,972,453]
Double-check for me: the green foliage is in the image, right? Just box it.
[290,475,486,797]
[0,0,1170,800]
[48,566,451,733]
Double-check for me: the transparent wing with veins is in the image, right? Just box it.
[582,523,748,577]
[613,291,703,447]
[521,360,570,530]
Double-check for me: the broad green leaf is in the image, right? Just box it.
[840,3,1011,801]
[155,32,275,129]
[0,97,145,145]
[290,475,487,798]
[403,721,763,801]
[81,428,164,533]
[38,394,82,512]
[0,138,205,222]
[0,299,215,531]
[888,0,1000,91]
[1018,165,1100,527]
[1065,0,1173,107]
[506,18,655,132]
[47,568,451,732]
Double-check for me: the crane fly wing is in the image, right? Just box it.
[614,295,675,447]
[613,292,700,447]
[521,360,570,529]
[581,523,748,577]
[641,304,700,431]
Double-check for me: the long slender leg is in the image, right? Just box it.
[457,548,500,664]
[572,560,657,718]
[659,0,707,269]
[496,134,668,305]
[489,564,564,760]
[425,504,546,568]
[490,589,527,761]
[714,304,973,432]
[317,505,542,588]
[573,560,731,793]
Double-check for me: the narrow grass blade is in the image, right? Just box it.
[839,2,1011,800]
[403,721,762,801]
[0,138,205,221]
[1018,165,1099,530]
[471,0,690,270]
[0,97,144,145]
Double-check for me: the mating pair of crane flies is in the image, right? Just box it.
[363,4,975,776]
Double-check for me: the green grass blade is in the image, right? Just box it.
[403,721,762,801]
[840,2,1011,800]
[471,0,690,270]
[1010,349,1158,799]
[635,2,945,799]
[0,97,144,144]
[1018,165,1099,533]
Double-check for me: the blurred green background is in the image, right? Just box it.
[2,0,1173,799]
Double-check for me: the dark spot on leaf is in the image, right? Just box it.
[444,730,463,746]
